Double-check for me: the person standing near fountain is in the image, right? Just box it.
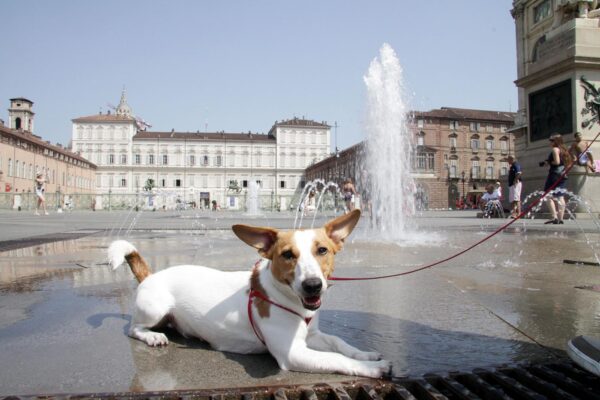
[507,155,522,218]
[34,172,49,216]
[342,178,357,213]
[540,134,572,224]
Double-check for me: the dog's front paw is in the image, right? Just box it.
[353,350,382,361]
[361,359,392,378]
[144,332,169,347]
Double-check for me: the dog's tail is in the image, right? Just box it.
[108,240,152,283]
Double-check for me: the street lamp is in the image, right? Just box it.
[461,171,466,202]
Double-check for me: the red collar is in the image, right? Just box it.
[248,264,313,345]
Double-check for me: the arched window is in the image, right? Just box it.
[15,118,22,130]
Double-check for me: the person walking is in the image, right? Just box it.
[507,155,522,218]
[34,172,49,215]
[342,178,357,213]
[540,133,572,224]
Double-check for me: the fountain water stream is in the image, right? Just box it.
[363,43,416,240]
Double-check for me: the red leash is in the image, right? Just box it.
[329,130,600,282]
[248,262,312,345]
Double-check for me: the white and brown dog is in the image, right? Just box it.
[108,209,390,377]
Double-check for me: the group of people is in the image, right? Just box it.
[479,131,595,224]
[539,131,595,224]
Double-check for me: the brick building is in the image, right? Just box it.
[305,107,515,210]
[0,98,96,209]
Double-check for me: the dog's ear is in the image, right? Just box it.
[324,209,361,249]
[232,225,279,258]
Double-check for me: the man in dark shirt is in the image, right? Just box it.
[507,155,522,218]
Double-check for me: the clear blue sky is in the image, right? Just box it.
[1,0,517,150]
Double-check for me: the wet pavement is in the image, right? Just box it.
[0,210,599,396]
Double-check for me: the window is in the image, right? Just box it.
[486,139,494,152]
[120,154,127,164]
[280,180,286,189]
[500,124,507,132]
[414,151,434,171]
[471,160,480,179]
[500,140,508,154]
[108,154,115,164]
[189,155,195,166]
[486,124,493,133]
[449,159,457,178]
[417,132,425,146]
[469,122,480,132]
[470,138,480,150]
[175,179,182,187]
[534,0,551,23]
[135,154,141,165]
[161,179,166,187]
[449,136,457,148]
[449,120,459,130]
[417,119,424,128]
[162,155,168,165]
[203,155,209,166]
[216,155,222,166]
[242,180,248,188]
[486,161,494,179]
[120,178,127,187]
[500,161,508,176]
[148,154,155,165]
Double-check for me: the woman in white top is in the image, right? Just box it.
[35,173,49,215]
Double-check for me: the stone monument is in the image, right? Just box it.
[511,0,600,211]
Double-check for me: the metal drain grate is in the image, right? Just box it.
[4,362,599,400]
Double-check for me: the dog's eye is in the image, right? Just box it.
[317,247,328,255]
[281,250,295,260]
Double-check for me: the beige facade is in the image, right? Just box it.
[511,0,600,208]
[0,98,96,202]
[72,92,331,210]
[306,107,515,210]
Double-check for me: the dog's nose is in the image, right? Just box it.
[302,278,322,295]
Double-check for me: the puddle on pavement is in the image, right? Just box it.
[1,226,600,393]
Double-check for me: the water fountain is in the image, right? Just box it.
[363,43,416,240]
[244,180,262,217]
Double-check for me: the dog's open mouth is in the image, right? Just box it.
[302,295,322,310]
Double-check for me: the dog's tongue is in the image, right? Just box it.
[304,296,321,306]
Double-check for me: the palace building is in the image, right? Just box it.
[71,91,332,209]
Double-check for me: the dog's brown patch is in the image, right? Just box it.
[125,251,152,283]
[250,265,270,318]
[312,229,337,278]
[269,230,298,285]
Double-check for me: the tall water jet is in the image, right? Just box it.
[364,43,416,239]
